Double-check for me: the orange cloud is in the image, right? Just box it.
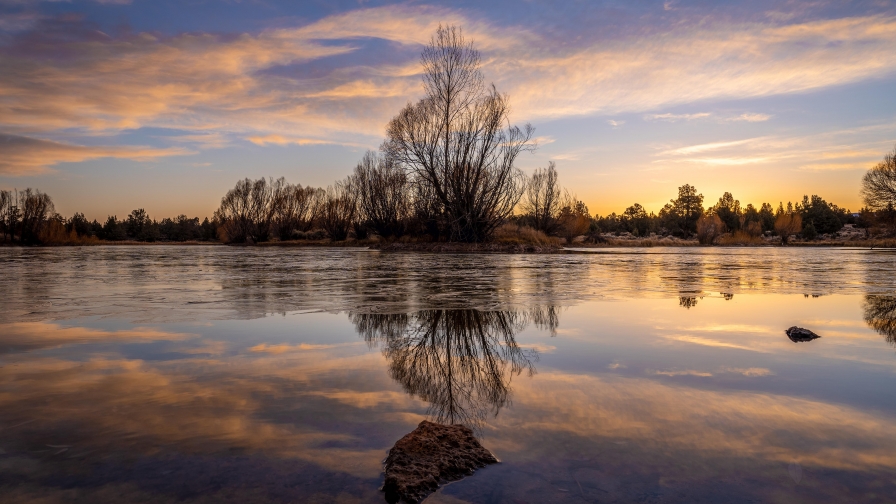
[0,321,195,353]
[2,7,896,177]
[0,134,192,175]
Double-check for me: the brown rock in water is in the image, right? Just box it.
[383,421,498,503]
[786,326,821,342]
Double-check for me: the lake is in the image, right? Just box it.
[2,246,896,503]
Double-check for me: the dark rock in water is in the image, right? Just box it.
[786,326,821,342]
[383,420,498,504]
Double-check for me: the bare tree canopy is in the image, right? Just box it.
[19,188,54,244]
[862,145,896,210]
[352,151,411,238]
[385,25,534,242]
[521,161,562,234]
[319,177,357,242]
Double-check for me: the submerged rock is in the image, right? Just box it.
[383,421,498,504]
[785,326,821,342]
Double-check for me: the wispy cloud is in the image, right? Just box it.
[0,133,192,175]
[3,6,896,175]
[727,113,772,122]
[246,135,334,147]
[653,369,713,377]
[645,112,711,122]
[660,139,760,156]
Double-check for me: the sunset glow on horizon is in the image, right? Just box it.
[2,0,896,220]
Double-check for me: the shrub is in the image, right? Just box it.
[696,214,723,245]
[774,213,802,245]
[802,221,818,240]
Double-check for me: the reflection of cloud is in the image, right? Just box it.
[0,352,404,481]
[3,330,896,502]
[248,342,359,353]
[664,334,770,353]
[0,133,192,175]
[0,321,195,354]
[497,372,896,473]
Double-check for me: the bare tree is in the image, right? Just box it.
[19,188,54,244]
[215,178,275,243]
[0,190,10,242]
[862,144,896,211]
[319,177,357,241]
[352,150,411,238]
[271,179,322,240]
[385,25,534,242]
[521,161,562,234]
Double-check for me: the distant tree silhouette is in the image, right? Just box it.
[712,192,741,232]
[662,184,704,237]
[621,203,650,236]
[758,203,776,233]
[799,195,843,235]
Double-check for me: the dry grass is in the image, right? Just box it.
[492,223,563,246]
[716,231,765,246]
[789,238,896,248]
[37,224,102,246]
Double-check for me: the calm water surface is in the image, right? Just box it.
[2,246,896,503]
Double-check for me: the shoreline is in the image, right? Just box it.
[2,239,895,250]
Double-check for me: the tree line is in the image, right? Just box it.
[0,190,216,245]
[2,26,895,247]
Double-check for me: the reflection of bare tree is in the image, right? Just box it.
[863,295,896,345]
[529,305,560,336]
[351,310,540,427]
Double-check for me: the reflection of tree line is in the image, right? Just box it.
[864,295,896,345]
[351,307,558,427]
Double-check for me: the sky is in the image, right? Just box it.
[1,0,895,221]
